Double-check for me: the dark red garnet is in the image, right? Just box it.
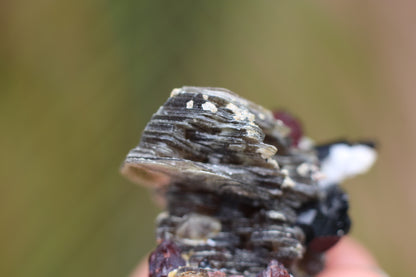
[149,240,186,277]
[256,260,290,277]
[273,110,303,147]
[308,236,341,253]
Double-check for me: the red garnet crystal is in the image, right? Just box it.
[149,240,186,277]
[256,261,290,277]
[273,110,303,147]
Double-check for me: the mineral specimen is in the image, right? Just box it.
[121,87,377,277]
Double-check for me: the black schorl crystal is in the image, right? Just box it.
[121,87,377,277]
[296,186,351,252]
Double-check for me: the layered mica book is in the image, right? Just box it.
[121,87,377,277]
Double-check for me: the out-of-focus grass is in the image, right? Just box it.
[0,1,413,276]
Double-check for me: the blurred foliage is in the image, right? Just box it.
[0,0,413,276]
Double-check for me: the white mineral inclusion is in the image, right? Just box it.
[297,163,319,177]
[267,158,279,168]
[319,144,377,187]
[256,146,276,160]
[225,103,255,122]
[245,126,259,140]
[203,94,208,100]
[280,168,296,188]
[297,163,311,177]
[170,88,182,97]
[201,101,218,113]
[266,210,287,221]
[298,137,315,151]
[282,176,296,188]
[186,100,194,109]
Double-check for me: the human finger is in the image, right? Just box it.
[130,258,148,277]
[317,237,388,277]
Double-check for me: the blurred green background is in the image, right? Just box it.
[1,1,415,276]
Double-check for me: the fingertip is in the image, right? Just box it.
[317,267,386,277]
[324,237,378,268]
[130,259,148,277]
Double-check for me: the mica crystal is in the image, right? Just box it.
[121,87,377,277]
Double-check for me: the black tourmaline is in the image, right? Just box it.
[121,87,376,277]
